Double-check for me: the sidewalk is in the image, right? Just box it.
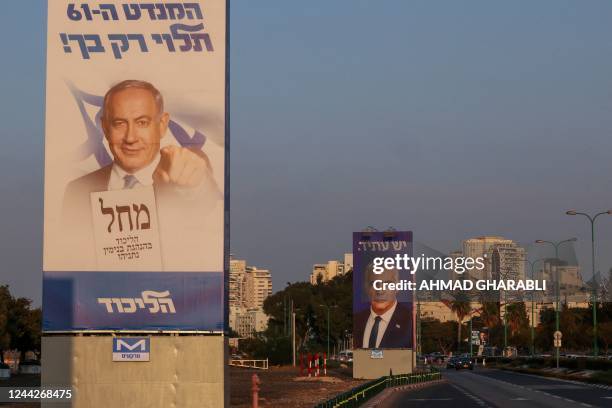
[230,365,367,407]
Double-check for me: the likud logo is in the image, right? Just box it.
[98,290,176,314]
[113,337,150,362]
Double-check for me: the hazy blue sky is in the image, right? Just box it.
[2,1,612,305]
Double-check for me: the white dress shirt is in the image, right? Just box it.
[108,155,160,190]
[362,301,397,348]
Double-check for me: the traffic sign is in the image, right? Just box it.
[554,339,561,348]
[553,331,562,340]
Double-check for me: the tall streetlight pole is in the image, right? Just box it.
[524,258,544,357]
[535,237,577,368]
[416,292,421,358]
[470,313,473,357]
[503,290,507,351]
[319,304,337,358]
[468,306,478,358]
[566,209,612,357]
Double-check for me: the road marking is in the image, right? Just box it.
[531,385,587,390]
[468,371,593,407]
[407,398,452,401]
[449,383,491,407]
[510,398,530,401]
[499,371,612,391]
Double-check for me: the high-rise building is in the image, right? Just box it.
[235,308,270,338]
[344,253,353,272]
[229,257,246,309]
[245,267,272,310]
[538,259,584,301]
[228,256,272,337]
[309,255,352,284]
[488,242,525,281]
[310,264,327,284]
[327,260,344,279]
[463,236,524,280]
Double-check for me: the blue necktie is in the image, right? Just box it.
[123,174,139,189]
[368,316,382,348]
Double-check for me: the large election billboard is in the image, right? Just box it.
[353,231,414,349]
[43,0,227,331]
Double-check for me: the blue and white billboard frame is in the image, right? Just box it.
[43,0,228,332]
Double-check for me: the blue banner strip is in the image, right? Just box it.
[43,271,223,331]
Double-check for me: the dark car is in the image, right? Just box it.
[446,357,459,369]
[454,356,474,370]
[428,352,445,364]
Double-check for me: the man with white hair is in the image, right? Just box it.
[62,80,221,268]
[354,264,412,349]
[64,79,218,210]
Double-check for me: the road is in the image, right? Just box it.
[380,368,612,408]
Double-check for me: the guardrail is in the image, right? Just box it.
[314,369,441,408]
[229,359,269,370]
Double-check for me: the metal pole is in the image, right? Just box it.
[529,261,534,356]
[251,374,260,408]
[503,291,507,351]
[590,218,598,357]
[536,239,576,369]
[530,261,535,357]
[469,315,473,357]
[417,300,421,356]
[555,244,560,369]
[504,302,507,351]
[566,211,610,357]
[327,306,330,358]
[292,311,296,366]
[525,259,542,357]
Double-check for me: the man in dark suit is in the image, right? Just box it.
[62,80,220,268]
[354,266,412,349]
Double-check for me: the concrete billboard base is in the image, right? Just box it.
[353,349,414,379]
[42,335,227,408]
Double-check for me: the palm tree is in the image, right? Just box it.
[449,293,471,352]
[480,301,500,329]
[506,302,528,336]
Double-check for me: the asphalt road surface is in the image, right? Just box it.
[380,368,612,408]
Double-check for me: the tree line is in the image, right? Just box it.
[0,285,41,363]
[240,270,612,363]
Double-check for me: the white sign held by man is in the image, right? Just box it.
[91,187,162,270]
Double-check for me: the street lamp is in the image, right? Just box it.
[566,209,612,357]
[535,237,577,368]
[416,292,421,358]
[319,304,337,358]
[468,307,479,358]
[524,258,544,357]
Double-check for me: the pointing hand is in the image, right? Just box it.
[153,146,212,188]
